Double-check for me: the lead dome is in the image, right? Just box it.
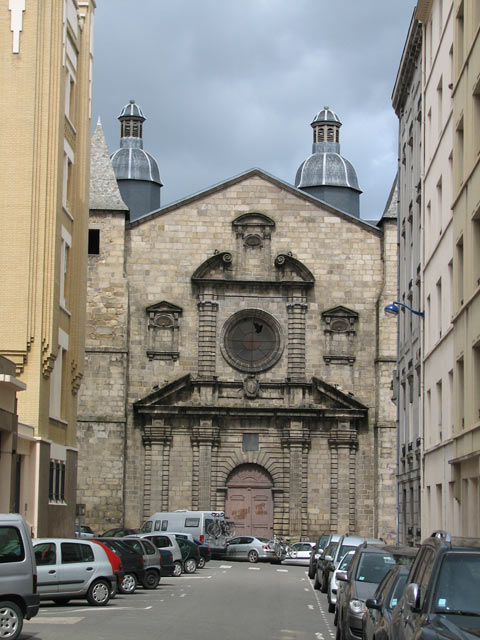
[295,106,361,217]
[111,100,162,221]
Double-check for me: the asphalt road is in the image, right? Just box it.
[21,560,335,640]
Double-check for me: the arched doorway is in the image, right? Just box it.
[225,464,273,538]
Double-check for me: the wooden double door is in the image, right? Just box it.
[225,464,273,538]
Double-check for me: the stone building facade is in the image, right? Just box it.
[77,108,398,541]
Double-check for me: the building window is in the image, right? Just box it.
[88,229,100,255]
[146,301,182,360]
[49,329,69,422]
[63,140,74,214]
[455,1,464,78]
[49,459,66,503]
[456,237,464,307]
[60,226,71,311]
[456,116,464,188]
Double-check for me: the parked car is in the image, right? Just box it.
[320,535,385,594]
[75,524,95,538]
[136,533,183,576]
[168,532,211,568]
[119,537,162,589]
[225,536,277,563]
[363,565,411,640]
[335,544,411,640]
[33,538,115,606]
[173,536,200,574]
[309,533,339,579]
[157,548,176,577]
[0,514,39,640]
[328,549,356,613]
[390,531,480,640]
[100,527,138,537]
[92,538,145,594]
[314,540,339,590]
[287,541,316,565]
[90,540,123,595]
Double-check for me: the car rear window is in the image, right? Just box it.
[0,526,25,563]
[355,552,395,583]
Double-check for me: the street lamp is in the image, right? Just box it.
[384,301,424,318]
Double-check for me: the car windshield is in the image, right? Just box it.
[433,552,480,615]
[339,551,355,571]
[140,521,152,533]
[338,544,357,560]
[388,574,408,610]
[355,552,396,583]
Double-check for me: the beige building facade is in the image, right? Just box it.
[77,110,399,541]
[450,0,480,536]
[0,0,95,535]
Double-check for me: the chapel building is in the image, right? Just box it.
[77,103,398,541]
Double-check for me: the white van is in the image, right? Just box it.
[0,513,39,640]
[140,510,234,555]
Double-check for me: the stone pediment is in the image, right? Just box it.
[145,301,183,315]
[134,374,367,419]
[191,251,314,286]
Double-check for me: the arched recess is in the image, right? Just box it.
[225,464,274,538]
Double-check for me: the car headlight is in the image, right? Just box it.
[349,599,366,615]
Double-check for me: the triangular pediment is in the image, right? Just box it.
[134,374,368,417]
[145,301,183,314]
[322,305,358,319]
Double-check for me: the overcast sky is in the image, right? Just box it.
[92,1,417,220]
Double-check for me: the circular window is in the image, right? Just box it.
[221,309,284,373]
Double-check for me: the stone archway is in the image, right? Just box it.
[225,464,274,538]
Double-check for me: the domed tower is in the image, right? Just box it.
[111,100,162,221]
[295,107,362,217]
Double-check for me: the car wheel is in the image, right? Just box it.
[328,600,335,614]
[308,565,316,579]
[334,606,338,626]
[184,558,197,574]
[142,569,160,589]
[248,550,259,563]
[52,598,71,605]
[0,601,23,640]
[119,573,137,594]
[198,556,206,569]
[173,561,182,577]
[86,579,111,606]
[336,618,342,640]
[314,572,321,590]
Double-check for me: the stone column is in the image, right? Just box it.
[142,419,172,518]
[282,420,310,537]
[286,301,308,380]
[191,420,219,509]
[329,424,358,533]
[197,297,219,378]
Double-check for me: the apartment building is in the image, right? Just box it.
[450,0,480,535]
[392,14,423,545]
[0,0,95,535]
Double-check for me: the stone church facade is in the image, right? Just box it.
[77,105,398,541]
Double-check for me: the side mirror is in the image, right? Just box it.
[325,555,333,562]
[366,598,381,611]
[336,570,348,582]
[405,583,420,611]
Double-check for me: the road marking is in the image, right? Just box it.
[26,617,84,625]
[218,565,232,568]
[304,588,310,591]
[308,604,314,610]
[315,633,324,639]
[181,574,212,579]
[248,566,261,570]
[277,569,289,572]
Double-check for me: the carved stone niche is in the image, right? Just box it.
[146,301,183,360]
[232,213,275,246]
[321,306,358,366]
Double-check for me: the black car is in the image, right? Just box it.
[93,538,145,594]
[314,540,339,590]
[100,527,138,537]
[308,534,333,579]
[390,531,480,640]
[336,544,416,640]
[363,565,410,640]
[193,538,212,568]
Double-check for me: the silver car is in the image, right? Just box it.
[135,532,183,576]
[33,538,115,606]
[225,536,276,563]
[122,536,162,588]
